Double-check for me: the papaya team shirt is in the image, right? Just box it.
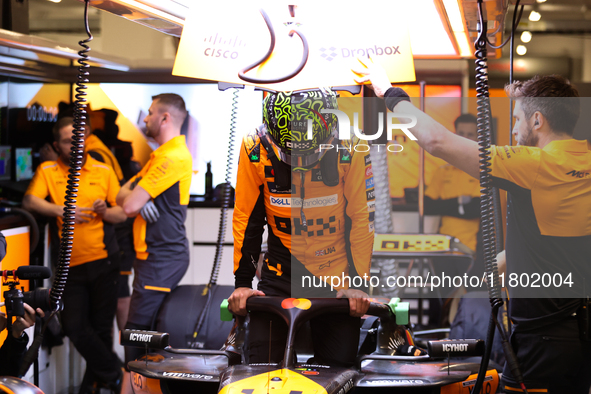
[25,157,121,266]
[130,135,192,261]
[490,139,591,328]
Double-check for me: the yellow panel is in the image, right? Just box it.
[373,234,451,252]
[220,368,326,394]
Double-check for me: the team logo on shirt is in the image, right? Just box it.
[364,155,371,166]
[366,188,375,200]
[270,197,291,207]
[365,166,373,177]
[339,150,352,164]
[367,201,376,212]
[365,177,374,189]
[267,182,293,194]
[270,195,338,208]
[311,168,323,182]
[566,170,590,178]
[315,247,336,256]
[318,260,333,270]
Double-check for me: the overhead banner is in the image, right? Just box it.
[173,2,416,91]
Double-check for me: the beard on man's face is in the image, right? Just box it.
[518,125,539,147]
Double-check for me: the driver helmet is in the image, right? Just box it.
[263,87,338,170]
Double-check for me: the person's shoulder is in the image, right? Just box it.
[38,160,58,170]
[492,145,541,161]
[243,128,262,149]
[87,156,115,173]
[35,160,59,176]
[242,127,263,163]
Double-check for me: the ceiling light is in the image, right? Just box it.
[529,11,541,22]
[47,0,62,3]
[521,31,532,43]
[536,0,546,3]
[516,45,527,56]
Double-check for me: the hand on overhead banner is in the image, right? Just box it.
[172,2,416,91]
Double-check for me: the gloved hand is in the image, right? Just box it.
[140,200,160,223]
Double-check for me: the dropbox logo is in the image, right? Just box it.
[319,47,338,61]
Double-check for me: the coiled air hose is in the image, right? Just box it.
[192,88,239,339]
[18,0,93,379]
[238,8,309,84]
[471,1,526,393]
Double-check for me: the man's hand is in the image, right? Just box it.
[336,289,371,317]
[39,143,58,162]
[12,303,44,339]
[228,287,265,316]
[496,250,506,278]
[74,206,95,223]
[140,200,160,223]
[93,199,107,216]
[351,56,392,98]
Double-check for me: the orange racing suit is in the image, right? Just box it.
[233,127,375,297]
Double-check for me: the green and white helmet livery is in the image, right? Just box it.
[263,87,338,169]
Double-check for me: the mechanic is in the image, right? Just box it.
[40,111,134,332]
[23,116,126,393]
[354,58,591,393]
[117,93,192,391]
[227,88,374,367]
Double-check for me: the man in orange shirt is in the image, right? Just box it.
[23,116,127,393]
[116,94,192,393]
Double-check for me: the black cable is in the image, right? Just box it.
[193,88,239,338]
[18,1,92,378]
[472,1,528,392]
[50,0,92,313]
[509,0,523,146]
[471,1,502,393]
[238,9,309,84]
[487,3,523,49]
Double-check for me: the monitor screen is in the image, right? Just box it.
[15,148,33,182]
[0,146,11,181]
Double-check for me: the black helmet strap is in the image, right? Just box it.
[258,126,291,190]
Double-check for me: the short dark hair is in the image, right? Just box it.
[152,93,188,126]
[52,116,74,142]
[454,113,477,131]
[505,75,580,136]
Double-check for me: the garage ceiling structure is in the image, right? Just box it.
[13,0,591,84]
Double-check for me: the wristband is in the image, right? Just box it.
[384,87,411,112]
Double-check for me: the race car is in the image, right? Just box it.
[122,296,499,394]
